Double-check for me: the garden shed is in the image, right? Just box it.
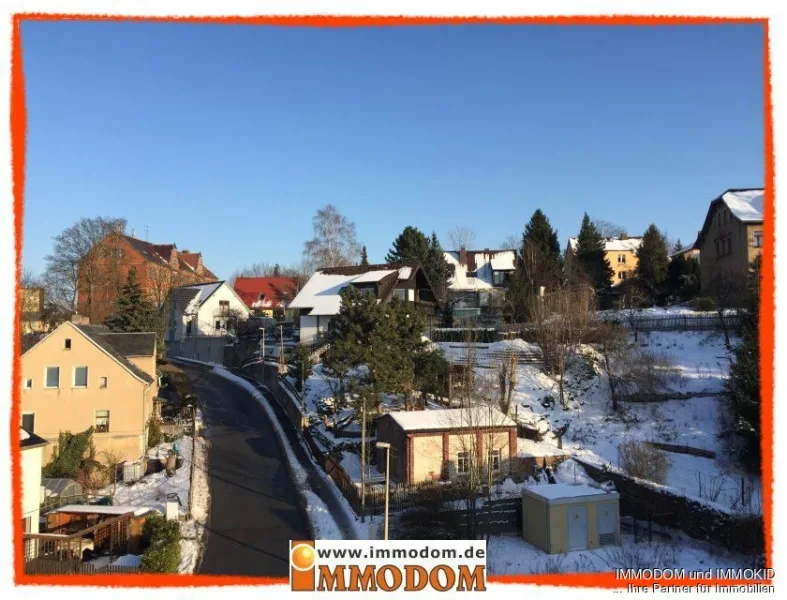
[521,483,620,554]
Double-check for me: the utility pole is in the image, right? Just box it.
[360,401,367,521]
[260,327,266,361]
[278,324,285,373]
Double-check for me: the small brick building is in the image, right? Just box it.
[375,407,518,484]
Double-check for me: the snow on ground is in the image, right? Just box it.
[98,433,209,573]
[435,329,759,514]
[598,306,738,319]
[487,530,753,576]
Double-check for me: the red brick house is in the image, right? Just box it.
[375,407,518,484]
[233,277,298,317]
[76,232,217,325]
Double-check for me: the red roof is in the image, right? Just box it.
[234,277,298,310]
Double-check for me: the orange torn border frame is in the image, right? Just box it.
[9,13,775,588]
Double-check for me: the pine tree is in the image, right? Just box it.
[573,214,613,289]
[360,246,369,266]
[636,224,670,288]
[725,256,761,469]
[289,344,313,392]
[386,226,431,264]
[504,209,563,322]
[665,254,700,301]
[385,226,450,300]
[673,239,684,253]
[273,263,281,277]
[104,268,157,333]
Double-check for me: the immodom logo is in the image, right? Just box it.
[290,540,487,592]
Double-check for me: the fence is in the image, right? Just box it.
[24,558,140,575]
[167,335,232,364]
[608,314,741,333]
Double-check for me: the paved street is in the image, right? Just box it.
[180,364,308,577]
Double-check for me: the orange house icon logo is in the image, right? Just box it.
[290,540,317,591]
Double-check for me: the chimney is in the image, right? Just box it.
[459,247,467,266]
[170,247,179,269]
[196,253,204,274]
[621,233,628,240]
[71,314,90,325]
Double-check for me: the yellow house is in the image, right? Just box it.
[20,287,47,334]
[565,236,643,286]
[693,188,764,299]
[375,407,518,484]
[522,483,620,554]
[20,321,159,463]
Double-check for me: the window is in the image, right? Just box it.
[186,321,193,336]
[617,272,624,281]
[64,338,72,350]
[394,288,407,300]
[22,413,34,433]
[219,300,230,315]
[467,270,477,278]
[457,451,472,475]
[24,378,32,390]
[215,320,222,331]
[488,449,501,472]
[617,254,626,264]
[753,230,763,248]
[45,367,59,389]
[492,271,508,287]
[73,366,88,388]
[95,410,110,433]
[99,377,108,389]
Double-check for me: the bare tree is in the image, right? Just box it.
[43,216,127,312]
[621,279,652,343]
[497,352,517,414]
[21,268,43,288]
[101,448,125,497]
[528,285,595,408]
[303,204,362,270]
[594,320,630,412]
[707,269,743,348]
[448,227,477,250]
[592,219,627,238]
[500,234,521,251]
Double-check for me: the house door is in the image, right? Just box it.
[567,506,588,551]
[22,413,35,433]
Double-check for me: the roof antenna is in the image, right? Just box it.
[144,225,150,241]
[131,228,136,238]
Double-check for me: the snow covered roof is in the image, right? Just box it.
[20,427,48,449]
[721,189,764,222]
[444,250,516,291]
[387,407,516,432]
[568,237,642,253]
[289,263,419,316]
[524,483,617,502]
[50,504,152,516]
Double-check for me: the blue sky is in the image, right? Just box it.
[21,21,764,279]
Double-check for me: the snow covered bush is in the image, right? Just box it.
[618,440,671,484]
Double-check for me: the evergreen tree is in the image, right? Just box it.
[385,226,450,300]
[725,256,761,469]
[673,239,684,253]
[505,209,563,322]
[386,226,431,264]
[636,224,670,287]
[572,214,614,289]
[665,254,700,301]
[273,263,281,277]
[289,344,313,392]
[360,246,369,266]
[104,268,157,333]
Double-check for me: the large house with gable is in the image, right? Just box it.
[289,263,440,345]
[76,232,218,325]
[443,248,516,322]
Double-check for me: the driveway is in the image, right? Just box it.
[180,364,309,577]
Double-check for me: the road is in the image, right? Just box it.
[180,364,309,577]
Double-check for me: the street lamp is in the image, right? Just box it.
[259,327,266,361]
[375,441,391,540]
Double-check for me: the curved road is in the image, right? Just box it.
[180,365,309,577]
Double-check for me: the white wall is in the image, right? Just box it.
[299,315,332,345]
[195,284,250,336]
[22,446,43,536]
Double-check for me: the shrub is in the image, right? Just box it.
[43,428,100,480]
[691,297,717,311]
[147,418,163,450]
[618,440,672,484]
[140,514,181,573]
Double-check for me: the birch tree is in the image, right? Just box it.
[303,204,362,269]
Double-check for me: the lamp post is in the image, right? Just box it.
[376,441,391,540]
[259,327,266,361]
